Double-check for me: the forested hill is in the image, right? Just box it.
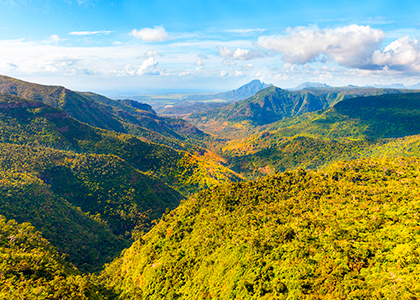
[101,157,420,299]
[0,215,115,299]
[0,92,241,195]
[0,75,124,132]
[0,75,208,152]
[187,85,412,137]
[223,92,420,177]
[0,91,239,272]
[259,91,420,140]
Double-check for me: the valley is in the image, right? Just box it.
[1,76,420,299]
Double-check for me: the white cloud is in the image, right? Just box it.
[130,26,170,42]
[69,30,112,36]
[195,59,204,66]
[241,63,254,69]
[218,46,263,60]
[47,35,61,44]
[137,57,160,76]
[235,70,244,77]
[258,24,385,69]
[220,70,228,77]
[372,36,420,72]
[222,59,236,66]
[226,29,266,34]
[144,49,159,57]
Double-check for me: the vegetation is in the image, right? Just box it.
[3,76,420,299]
[0,215,115,299]
[101,157,420,299]
[221,92,420,178]
[187,85,413,137]
[0,75,211,153]
[0,92,242,195]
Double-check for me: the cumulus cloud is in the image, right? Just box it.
[241,63,254,69]
[218,46,263,60]
[144,49,159,57]
[137,57,160,75]
[222,59,236,66]
[372,36,420,72]
[47,35,61,44]
[130,26,170,42]
[195,59,204,66]
[220,70,228,77]
[258,24,385,69]
[235,70,244,77]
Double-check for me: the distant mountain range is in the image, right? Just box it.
[156,79,271,116]
[187,85,413,136]
[289,81,420,90]
[288,82,331,90]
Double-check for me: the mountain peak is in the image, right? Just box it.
[212,79,272,101]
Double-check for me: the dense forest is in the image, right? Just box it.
[1,76,420,299]
[101,158,420,299]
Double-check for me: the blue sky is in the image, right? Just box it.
[1,0,420,95]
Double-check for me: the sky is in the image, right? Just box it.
[1,0,420,95]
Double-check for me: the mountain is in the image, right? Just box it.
[211,79,272,101]
[0,91,240,271]
[289,82,331,90]
[101,157,420,299]
[223,91,420,178]
[155,79,272,117]
[157,79,272,118]
[0,75,208,153]
[407,82,420,89]
[187,86,410,137]
[0,75,124,133]
[271,91,420,140]
[0,92,241,195]
[371,83,407,89]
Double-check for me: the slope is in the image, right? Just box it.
[0,93,241,195]
[101,157,420,299]
[0,75,123,132]
[224,92,420,177]
[0,215,114,299]
[187,85,412,137]
[0,168,126,273]
[0,75,208,153]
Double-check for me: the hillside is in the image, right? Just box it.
[0,75,124,133]
[0,92,239,272]
[256,92,420,141]
[222,92,420,177]
[0,92,241,195]
[101,157,420,299]
[0,215,113,299]
[0,75,208,153]
[187,86,412,137]
[0,142,186,272]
